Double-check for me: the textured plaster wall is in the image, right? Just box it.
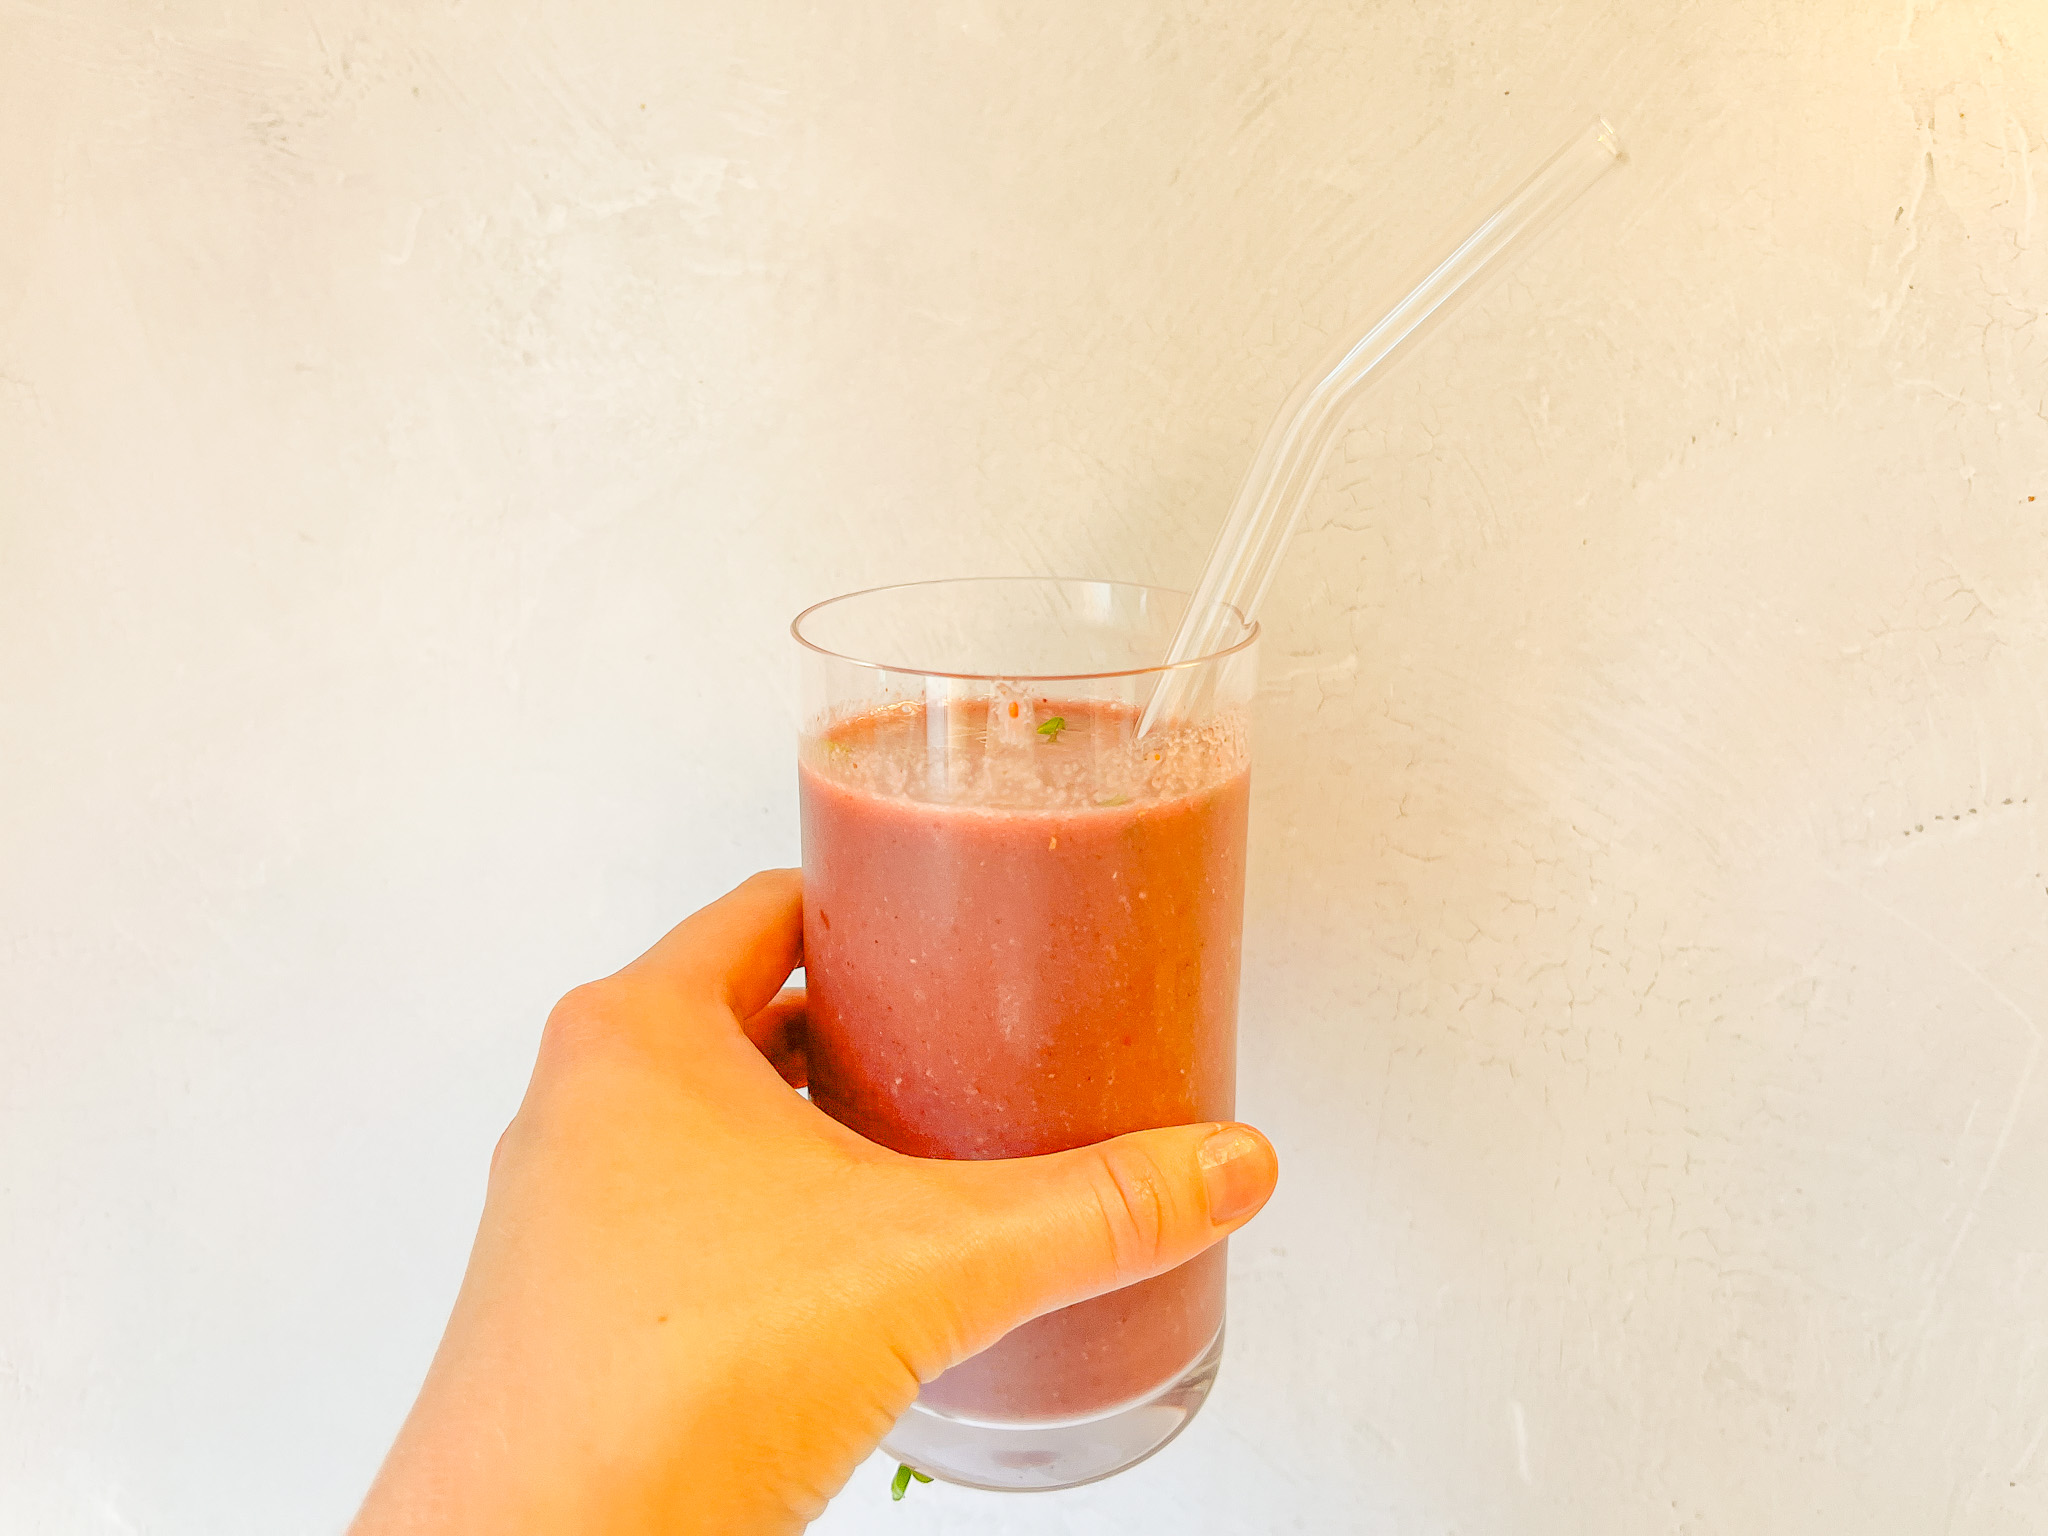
[3,2,2046,1532]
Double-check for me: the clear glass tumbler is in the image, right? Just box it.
[792,578,1258,1491]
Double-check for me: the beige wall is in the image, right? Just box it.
[3,2,2044,1531]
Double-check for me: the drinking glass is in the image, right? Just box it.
[793,577,1257,1491]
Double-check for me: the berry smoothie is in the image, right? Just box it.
[799,695,1249,1422]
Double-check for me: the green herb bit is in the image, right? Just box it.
[890,1463,934,1500]
[1036,715,1067,742]
[1096,791,1130,807]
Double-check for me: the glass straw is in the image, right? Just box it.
[1140,115,1625,735]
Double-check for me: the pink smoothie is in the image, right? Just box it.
[799,696,1249,1421]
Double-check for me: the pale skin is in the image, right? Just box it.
[351,869,1279,1535]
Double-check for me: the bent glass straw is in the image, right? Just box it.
[1140,116,1625,735]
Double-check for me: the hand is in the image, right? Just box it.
[351,869,1278,1535]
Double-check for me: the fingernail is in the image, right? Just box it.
[1198,1124,1272,1224]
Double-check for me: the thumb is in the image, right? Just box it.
[920,1122,1279,1360]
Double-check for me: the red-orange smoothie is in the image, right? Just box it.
[799,697,1249,1422]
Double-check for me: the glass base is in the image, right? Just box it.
[881,1326,1225,1493]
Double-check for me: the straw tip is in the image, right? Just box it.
[1591,116,1627,163]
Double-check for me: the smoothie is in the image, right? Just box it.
[799,695,1249,1422]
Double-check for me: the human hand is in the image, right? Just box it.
[351,869,1278,1535]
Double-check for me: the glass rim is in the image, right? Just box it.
[789,576,1260,683]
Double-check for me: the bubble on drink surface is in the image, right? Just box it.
[805,697,1248,810]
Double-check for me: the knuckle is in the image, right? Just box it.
[538,980,630,1067]
[546,979,613,1031]
[1089,1145,1174,1280]
[487,1120,518,1181]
